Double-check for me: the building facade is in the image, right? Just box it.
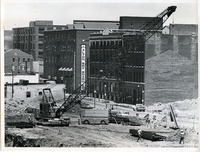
[5,83,65,100]
[4,49,34,75]
[43,29,101,93]
[13,20,67,61]
[89,30,145,104]
[43,20,119,93]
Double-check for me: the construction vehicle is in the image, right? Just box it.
[33,88,70,126]
[108,109,142,126]
[27,6,177,126]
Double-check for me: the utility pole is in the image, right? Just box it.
[18,57,20,74]
[94,90,96,108]
[11,65,14,98]
[25,60,28,74]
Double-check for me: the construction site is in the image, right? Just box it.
[3,5,199,148]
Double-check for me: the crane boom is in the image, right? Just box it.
[55,6,177,118]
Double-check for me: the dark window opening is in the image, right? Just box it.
[26,91,31,98]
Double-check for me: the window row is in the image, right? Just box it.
[90,40,122,49]
[12,58,31,63]
[123,71,144,82]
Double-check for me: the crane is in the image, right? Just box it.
[54,6,177,118]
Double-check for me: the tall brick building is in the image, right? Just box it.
[43,20,119,93]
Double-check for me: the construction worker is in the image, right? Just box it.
[146,117,150,128]
[179,130,185,144]
[28,114,32,123]
[137,129,142,142]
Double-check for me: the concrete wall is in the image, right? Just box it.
[5,84,65,100]
[4,74,39,84]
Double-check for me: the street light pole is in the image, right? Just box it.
[94,90,96,108]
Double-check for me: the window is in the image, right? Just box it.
[38,92,42,96]
[26,91,31,98]
[39,44,43,49]
[23,58,25,62]
[28,58,30,62]
[12,58,15,63]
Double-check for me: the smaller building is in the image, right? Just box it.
[5,83,65,100]
[4,49,34,75]
[4,73,39,84]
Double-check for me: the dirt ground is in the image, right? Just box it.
[5,113,199,148]
[4,97,199,148]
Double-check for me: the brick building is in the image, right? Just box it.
[4,49,33,75]
[43,20,119,93]
[89,30,145,104]
[43,29,102,93]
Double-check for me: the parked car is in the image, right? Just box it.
[136,104,146,112]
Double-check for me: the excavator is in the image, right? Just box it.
[31,6,177,127]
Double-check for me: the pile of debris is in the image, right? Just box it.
[147,98,198,116]
[5,98,40,113]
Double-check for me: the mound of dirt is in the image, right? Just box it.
[145,50,196,105]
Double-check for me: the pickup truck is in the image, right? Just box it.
[136,104,146,112]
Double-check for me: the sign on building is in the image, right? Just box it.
[81,44,86,90]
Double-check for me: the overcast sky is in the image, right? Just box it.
[2,0,198,30]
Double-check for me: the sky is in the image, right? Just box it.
[2,0,198,30]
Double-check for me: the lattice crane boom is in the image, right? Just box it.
[55,6,177,118]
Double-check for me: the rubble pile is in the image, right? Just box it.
[5,98,41,113]
[147,98,198,116]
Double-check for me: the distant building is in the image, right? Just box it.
[162,26,170,34]
[169,24,198,35]
[4,30,13,51]
[4,49,34,75]
[73,20,119,29]
[119,16,163,31]
[13,20,68,61]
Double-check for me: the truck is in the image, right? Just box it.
[108,110,142,126]
[136,104,146,112]
[80,109,109,125]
